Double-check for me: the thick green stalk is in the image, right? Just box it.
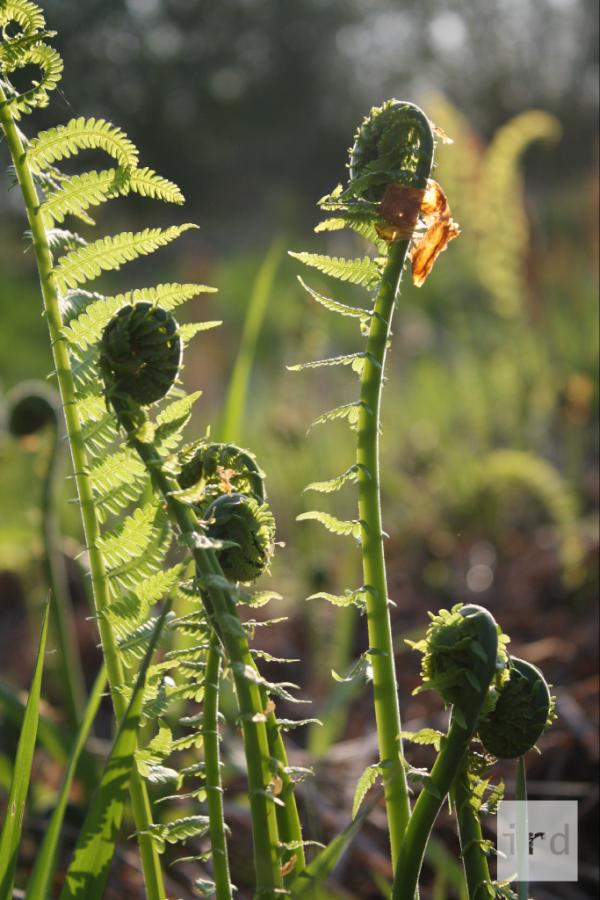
[392,716,471,900]
[41,421,87,728]
[451,761,493,899]
[203,638,233,900]
[121,419,284,895]
[0,87,166,900]
[356,238,412,863]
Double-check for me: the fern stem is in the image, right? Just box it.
[265,712,306,880]
[0,86,166,900]
[203,637,233,900]
[451,760,492,899]
[356,238,412,863]
[118,419,284,894]
[392,716,471,900]
[41,417,87,728]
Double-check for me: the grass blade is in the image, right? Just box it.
[25,664,107,900]
[219,238,283,442]
[289,790,381,898]
[59,605,169,900]
[0,680,97,791]
[0,603,50,899]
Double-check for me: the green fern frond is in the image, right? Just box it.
[90,449,148,521]
[315,214,385,250]
[304,465,359,494]
[99,502,171,593]
[297,276,371,322]
[116,613,174,659]
[179,321,222,344]
[27,116,139,171]
[54,224,198,292]
[296,510,362,540]
[287,352,369,374]
[63,282,215,350]
[400,729,444,751]
[40,166,184,226]
[0,29,54,67]
[45,228,87,253]
[0,0,45,36]
[108,565,184,626]
[154,391,203,455]
[308,401,367,430]
[1,41,63,116]
[81,409,116,458]
[306,588,367,610]
[145,816,211,853]
[289,251,381,288]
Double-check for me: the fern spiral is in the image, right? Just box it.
[205,492,275,584]
[99,302,182,406]
[478,656,553,759]
[178,440,266,508]
[291,99,454,867]
[348,99,434,202]
[412,603,507,718]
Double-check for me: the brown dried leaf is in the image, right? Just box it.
[376,184,425,243]
[410,179,460,287]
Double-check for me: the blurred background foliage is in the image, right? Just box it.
[0,1,598,896]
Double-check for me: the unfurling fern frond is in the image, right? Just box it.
[0,0,45,35]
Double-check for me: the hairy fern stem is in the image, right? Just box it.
[356,238,413,861]
[451,761,493,900]
[203,638,233,899]
[0,82,166,900]
[113,403,285,894]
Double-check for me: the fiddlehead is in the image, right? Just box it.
[393,604,505,899]
[178,440,266,506]
[98,303,305,893]
[478,656,554,759]
[291,99,459,866]
[205,493,275,583]
[99,302,182,407]
[0,4,239,894]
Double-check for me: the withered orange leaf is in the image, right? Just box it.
[376,184,425,243]
[410,179,460,287]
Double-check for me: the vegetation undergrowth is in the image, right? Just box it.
[0,3,566,899]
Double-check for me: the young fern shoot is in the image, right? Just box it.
[0,3,303,895]
[291,100,459,864]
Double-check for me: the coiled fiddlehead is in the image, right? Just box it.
[99,303,304,894]
[291,99,455,868]
[348,99,435,202]
[478,656,553,759]
[205,492,275,583]
[99,302,182,406]
[0,6,299,893]
[178,440,266,508]
[393,604,504,899]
